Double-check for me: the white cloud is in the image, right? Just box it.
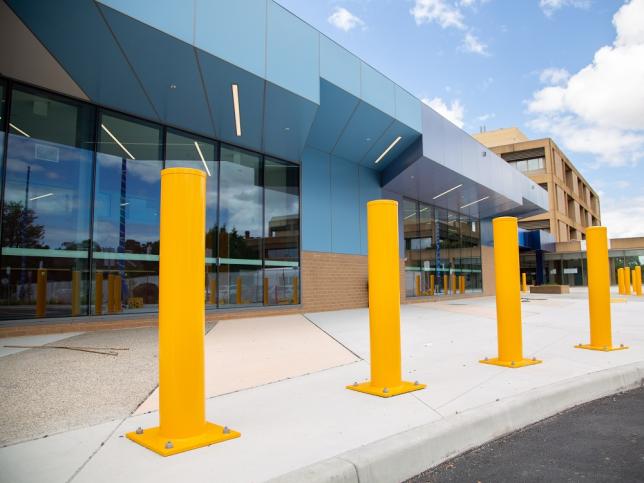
[422,97,465,128]
[477,112,495,121]
[462,32,488,55]
[601,195,644,238]
[539,67,570,85]
[410,0,465,28]
[526,0,644,167]
[539,0,590,17]
[328,7,365,32]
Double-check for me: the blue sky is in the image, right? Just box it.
[276,0,644,238]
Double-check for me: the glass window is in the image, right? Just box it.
[264,157,299,305]
[165,129,218,307]
[0,81,5,190]
[218,145,263,307]
[418,202,435,295]
[92,111,162,315]
[403,198,419,297]
[516,160,527,172]
[0,87,94,319]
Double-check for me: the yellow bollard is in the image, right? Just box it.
[576,226,627,352]
[107,273,115,313]
[127,167,239,456]
[114,275,122,313]
[36,269,47,317]
[480,217,541,368]
[617,268,625,294]
[415,274,420,296]
[347,200,425,397]
[292,276,299,304]
[521,272,527,293]
[634,266,642,296]
[430,274,435,296]
[71,270,81,316]
[624,267,631,295]
[95,272,103,315]
[263,277,269,304]
[209,278,216,305]
[236,276,242,305]
[451,274,456,296]
[443,274,449,294]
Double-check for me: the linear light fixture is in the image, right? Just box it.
[9,123,30,138]
[403,212,417,220]
[194,141,211,176]
[120,202,129,207]
[231,84,242,137]
[29,193,53,201]
[101,124,135,160]
[460,196,489,209]
[374,136,402,164]
[432,183,463,200]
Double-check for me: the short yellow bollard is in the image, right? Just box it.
[292,276,299,304]
[443,275,449,294]
[209,278,216,305]
[430,274,435,296]
[127,168,240,456]
[576,226,627,352]
[36,269,47,317]
[634,266,642,296]
[71,270,81,316]
[617,268,625,295]
[451,274,456,296]
[415,274,421,296]
[459,275,465,294]
[236,276,242,305]
[521,272,527,293]
[107,273,115,313]
[95,272,103,315]
[347,200,425,397]
[114,275,122,313]
[624,267,631,295]
[480,217,541,368]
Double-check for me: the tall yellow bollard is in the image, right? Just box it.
[521,272,527,293]
[634,266,642,296]
[576,226,627,352]
[36,269,47,317]
[415,274,421,296]
[114,275,122,313]
[292,275,299,304]
[459,275,465,294]
[451,274,456,296]
[443,274,449,294]
[347,200,425,397]
[127,168,239,456]
[430,274,435,296]
[71,270,81,316]
[617,268,625,294]
[107,273,115,313]
[481,217,541,368]
[624,267,632,295]
[95,272,103,315]
[209,278,216,305]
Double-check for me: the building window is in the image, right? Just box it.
[0,86,95,319]
[509,157,544,173]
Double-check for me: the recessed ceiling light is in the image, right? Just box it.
[374,136,402,164]
[101,123,135,160]
[232,84,242,137]
[432,184,463,200]
[29,192,53,201]
[460,196,489,209]
[194,141,211,177]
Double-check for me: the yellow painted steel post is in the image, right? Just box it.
[263,277,269,304]
[127,167,239,456]
[481,217,541,368]
[236,276,242,304]
[624,267,632,295]
[71,270,81,316]
[415,274,420,296]
[576,226,627,352]
[459,275,465,294]
[521,272,527,293]
[634,266,642,296]
[347,200,425,397]
[443,275,449,295]
[36,269,47,317]
[114,275,122,313]
[95,272,103,315]
[451,274,456,296]
[107,273,115,313]
[430,274,435,296]
[292,275,299,304]
[617,268,625,294]
[209,278,216,305]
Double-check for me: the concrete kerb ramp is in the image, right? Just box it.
[269,361,644,483]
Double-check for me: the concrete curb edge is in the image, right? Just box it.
[268,361,644,483]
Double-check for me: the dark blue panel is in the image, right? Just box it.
[333,101,392,163]
[263,82,318,163]
[301,148,332,252]
[331,156,361,254]
[99,5,214,138]
[361,120,421,170]
[6,0,157,120]
[197,49,264,153]
[306,79,359,153]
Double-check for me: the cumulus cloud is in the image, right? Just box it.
[422,97,465,128]
[539,0,590,17]
[601,196,644,238]
[526,0,644,167]
[539,67,570,85]
[328,7,365,32]
[462,32,488,55]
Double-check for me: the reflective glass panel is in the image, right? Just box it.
[403,198,419,297]
[418,202,435,295]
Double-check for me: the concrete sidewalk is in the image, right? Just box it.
[1,289,643,483]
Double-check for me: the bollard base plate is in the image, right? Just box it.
[575,344,628,352]
[346,380,426,398]
[126,422,240,456]
[479,357,542,368]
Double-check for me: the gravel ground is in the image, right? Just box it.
[0,328,159,446]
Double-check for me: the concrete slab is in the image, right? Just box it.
[0,332,83,358]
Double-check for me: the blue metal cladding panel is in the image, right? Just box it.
[96,0,194,44]
[359,166,382,255]
[6,0,158,120]
[331,156,361,255]
[195,0,267,79]
[301,147,332,252]
[197,49,264,152]
[395,85,422,133]
[263,82,318,162]
[266,1,319,104]
[99,5,215,138]
[306,80,359,154]
[319,35,361,98]
[360,62,395,118]
[333,102,393,164]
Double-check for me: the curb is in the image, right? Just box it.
[268,361,644,483]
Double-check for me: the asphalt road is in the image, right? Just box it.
[408,386,644,483]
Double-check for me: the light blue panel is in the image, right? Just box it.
[266,1,319,103]
[198,49,264,152]
[301,148,332,253]
[420,104,446,164]
[100,5,214,137]
[7,0,158,120]
[97,0,193,44]
[361,121,421,170]
[263,82,318,162]
[195,0,266,78]
[333,102,393,163]
[319,36,361,98]
[331,156,361,255]
[360,62,395,118]
[358,166,382,255]
[395,86,422,133]
[305,80,359,153]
